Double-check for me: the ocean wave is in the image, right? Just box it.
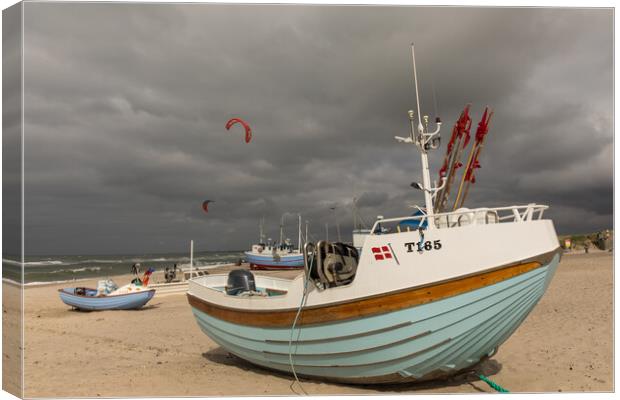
[59,256,196,265]
[15,253,244,268]
[25,260,64,266]
[42,267,103,274]
[68,259,125,265]
[21,257,181,267]
[2,259,22,267]
[2,277,22,286]
[2,259,66,267]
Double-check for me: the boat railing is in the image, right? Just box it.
[369,203,549,234]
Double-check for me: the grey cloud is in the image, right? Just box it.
[18,4,613,255]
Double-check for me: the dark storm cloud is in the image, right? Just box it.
[3,3,23,257]
[20,4,612,254]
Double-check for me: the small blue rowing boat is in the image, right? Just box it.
[58,286,155,311]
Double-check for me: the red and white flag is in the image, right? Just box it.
[372,246,394,261]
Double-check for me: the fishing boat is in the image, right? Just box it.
[187,45,561,384]
[59,270,156,311]
[245,215,304,270]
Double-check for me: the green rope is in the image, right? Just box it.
[478,374,510,393]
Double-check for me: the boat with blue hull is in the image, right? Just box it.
[245,214,305,270]
[187,45,561,384]
[244,251,304,270]
[58,286,155,311]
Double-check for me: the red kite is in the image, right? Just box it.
[225,118,252,143]
[202,200,214,213]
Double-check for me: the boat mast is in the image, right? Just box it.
[330,206,341,242]
[305,220,309,245]
[410,44,434,217]
[259,217,265,243]
[352,197,357,230]
[189,239,194,280]
[395,44,443,229]
[298,214,302,251]
[279,214,284,245]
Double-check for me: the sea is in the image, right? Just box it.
[2,251,245,286]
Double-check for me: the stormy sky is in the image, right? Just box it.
[19,4,612,255]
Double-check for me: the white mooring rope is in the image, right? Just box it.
[288,252,315,395]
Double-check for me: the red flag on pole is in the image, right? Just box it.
[438,105,471,179]
[463,107,493,183]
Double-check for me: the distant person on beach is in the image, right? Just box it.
[165,266,175,283]
[165,264,180,283]
[584,239,591,254]
[131,263,141,276]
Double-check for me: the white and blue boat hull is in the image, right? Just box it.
[245,252,304,270]
[189,253,559,383]
[59,288,156,311]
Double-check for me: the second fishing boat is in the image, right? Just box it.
[245,214,304,270]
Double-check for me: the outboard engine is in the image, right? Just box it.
[226,269,257,296]
[304,241,359,289]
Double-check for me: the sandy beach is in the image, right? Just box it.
[16,251,612,397]
[3,281,22,397]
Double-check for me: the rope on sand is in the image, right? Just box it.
[288,252,315,396]
[478,374,510,393]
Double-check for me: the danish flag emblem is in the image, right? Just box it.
[372,246,393,261]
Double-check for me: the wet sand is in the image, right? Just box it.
[17,251,613,397]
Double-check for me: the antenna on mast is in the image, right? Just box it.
[411,43,423,137]
[279,214,284,245]
[298,214,302,251]
[431,74,439,117]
